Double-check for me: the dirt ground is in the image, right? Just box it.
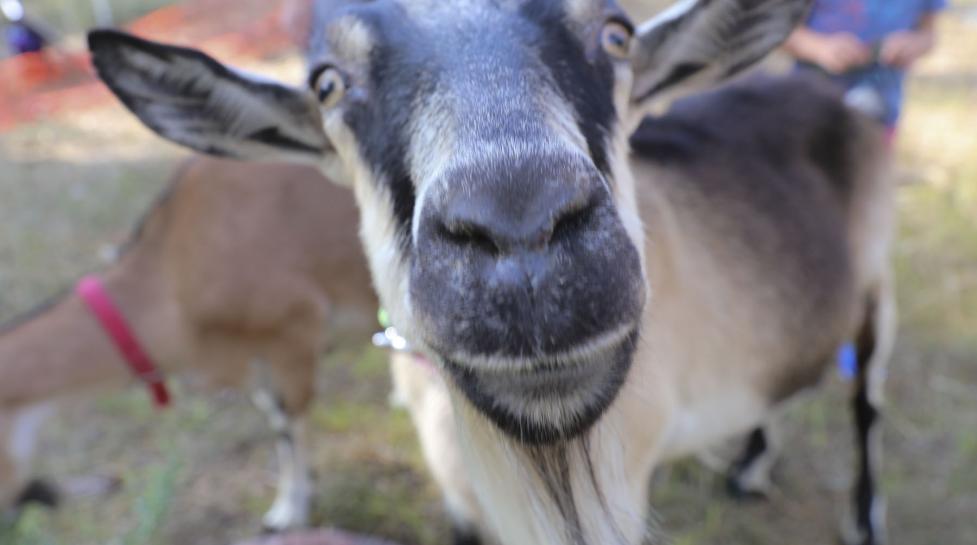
[1,5,976,545]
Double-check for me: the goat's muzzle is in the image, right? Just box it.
[408,156,645,442]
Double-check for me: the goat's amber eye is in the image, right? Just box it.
[312,67,345,108]
[601,20,633,59]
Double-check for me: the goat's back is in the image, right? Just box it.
[125,157,377,357]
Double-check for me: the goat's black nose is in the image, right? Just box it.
[435,171,602,256]
[410,156,644,360]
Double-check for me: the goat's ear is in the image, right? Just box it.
[629,0,810,107]
[88,30,331,162]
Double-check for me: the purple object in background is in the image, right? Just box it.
[6,22,45,54]
[838,342,858,380]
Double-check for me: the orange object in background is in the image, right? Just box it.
[7,52,60,90]
[0,50,95,130]
[0,0,297,131]
[1,51,90,93]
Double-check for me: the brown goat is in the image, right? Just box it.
[0,157,376,531]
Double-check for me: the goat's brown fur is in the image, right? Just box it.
[0,157,377,527]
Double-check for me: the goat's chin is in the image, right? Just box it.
[441,329,638,445]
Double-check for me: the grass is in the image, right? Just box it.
[4,456,181,545]
[122,456,182,545]
[313,461,447,545]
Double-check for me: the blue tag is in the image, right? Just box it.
[837,343,858,380]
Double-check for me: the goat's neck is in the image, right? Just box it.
[0,257,172,411]
[452,381,670,545]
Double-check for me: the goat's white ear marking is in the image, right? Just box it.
[630,0,811,105]
[88,30,332,163]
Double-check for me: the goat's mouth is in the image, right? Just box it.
[441,325,639,445]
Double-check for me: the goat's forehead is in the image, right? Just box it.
[310,0,617,60]
[311,0,621,194]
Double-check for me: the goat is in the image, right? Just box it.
[388,72,895,545]
[0,157,377,531]
[86,1,893,544]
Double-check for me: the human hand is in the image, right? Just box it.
[880,30,935,68]
[812,32,872,74]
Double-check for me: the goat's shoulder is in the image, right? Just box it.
[630,72,882,208]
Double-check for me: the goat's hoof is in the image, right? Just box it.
[839,498,888,545]
[839,516,887,545]
[14,479,61,509]
[839,524,887,545]
[451,523,484,545]
[261,518,307,535]
[839,531,884,545]
[261,520,301,535]
[724,472,770,502]
[261,502,310,534]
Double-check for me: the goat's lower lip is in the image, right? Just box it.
[483,362,603,397]
[440,328,639,444]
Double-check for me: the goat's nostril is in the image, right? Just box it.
[433,174,605,255]
[551,198,597,245]
[440,221,500,255]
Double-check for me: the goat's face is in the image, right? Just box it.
[313,0,648,443]
[89,0,810,443]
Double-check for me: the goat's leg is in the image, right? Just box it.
[725,423,779,500]
[253,388,312,532]
[1,405,57,513]
[842,285,895,545]
[450,522,485,545]
[252,360,314,533]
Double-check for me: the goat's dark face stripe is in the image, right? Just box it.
[331,2,426,250]
[524,0,617,175]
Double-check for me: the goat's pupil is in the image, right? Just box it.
[318,81,334,103]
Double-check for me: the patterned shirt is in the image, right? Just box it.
[801,0,948,127]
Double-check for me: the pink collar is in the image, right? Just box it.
[75,275,171,409]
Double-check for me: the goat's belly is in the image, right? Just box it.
[659,388,770,461]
